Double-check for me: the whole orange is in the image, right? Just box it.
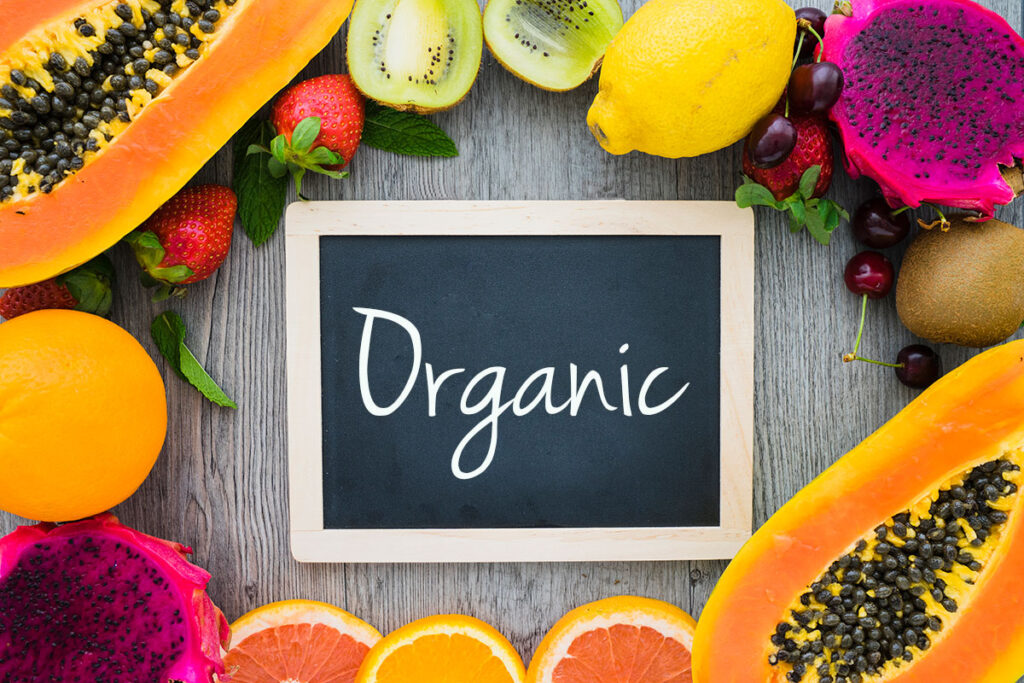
[0,310,167,522]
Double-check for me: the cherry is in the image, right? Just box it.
[746,113,797,169]
[794,7,827,58]
[844,251,894,299]
[851,198,911,248]
[789,62,844,114]
[895,344,942,389]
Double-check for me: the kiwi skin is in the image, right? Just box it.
[896,217,1024,348]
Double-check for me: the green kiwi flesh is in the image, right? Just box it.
[483,0,623,91]
[895,217,1024,347]
[347,0,483,112]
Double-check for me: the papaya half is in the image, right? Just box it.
[0,0,353,287]
[693,340,1024,683]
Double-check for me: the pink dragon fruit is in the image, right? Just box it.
[823,0,1024,217]
[0,513,230,682]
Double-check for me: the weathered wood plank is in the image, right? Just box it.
[1,0,1021,672]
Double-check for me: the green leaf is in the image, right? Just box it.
[788,198,806,229]
[362,102,458,157]
[57,253,116,317]
[735,181,781,209]
[307,146,343,166]
[124,230,166,269]
[798,165,822,199]
[290,117,322,154]
[246,144,269,156]
[233,118,289,246]
[150,311,237,408]
[270,134,288,164]
[267,156,287,179]
[804,205,832,245]
[151,310,186,380]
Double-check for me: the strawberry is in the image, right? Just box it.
[743,113,833,200]
[126,185,236,299]
[0,254,116,320]
[259,74,365,197]
[736,110,847,245]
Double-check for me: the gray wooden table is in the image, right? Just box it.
[2,0,1022,671]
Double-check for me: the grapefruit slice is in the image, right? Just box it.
[222,599,382,683]
[355,614,526,683]
[526,596,696,683]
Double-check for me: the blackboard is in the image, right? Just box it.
[286,201,754,562]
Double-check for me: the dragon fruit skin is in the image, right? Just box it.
[0,513,231,682]
[823,0,1024,217]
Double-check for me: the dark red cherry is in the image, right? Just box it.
[844,251,894,298]
[789,62,845,114]
[795,7,827,58]
[746,113,798,169]
[895,344,942,389]
[852,198,911,248]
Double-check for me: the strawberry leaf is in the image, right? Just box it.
[124,230,166,269]
[290,116,322,154]
[151,311,237,409]
[233,117,289,246]
[57,253,116,317]
[267,156,287,179]
[307,146,344,166]
[270,134,288,164]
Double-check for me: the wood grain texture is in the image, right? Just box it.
[2,0,1023,672]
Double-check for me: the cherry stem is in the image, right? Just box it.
[792,31,806,70]
[891,205,911,216]
[805,26,826,62]
[846,355,904,369]
[843,296,905,367]
[842,293,869,362]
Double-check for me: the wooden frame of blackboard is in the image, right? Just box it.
[286,200,754,563]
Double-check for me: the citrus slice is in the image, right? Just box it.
[355,614,526,683]
[223,599,382,683]
[526,596,696,683]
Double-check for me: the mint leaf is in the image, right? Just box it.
[362,102,458,157]
[233,118,288,246]
[151,310,186,380]
[151,311,237,408]
[290,117,322,154]
[804,205,832,245]
[798,165,822,199]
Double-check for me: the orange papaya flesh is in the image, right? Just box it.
[693,340,1024,683]
[0,0,353,287]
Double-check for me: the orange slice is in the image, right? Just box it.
[355,614,526,683]
[222,599,382,683]
[526,596,696,683]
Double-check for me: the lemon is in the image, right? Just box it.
[587,0,796,158]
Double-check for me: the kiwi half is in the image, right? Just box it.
[347,0,483,113]
[483,0,623,91]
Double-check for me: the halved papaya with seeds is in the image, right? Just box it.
[693,340,1024,683]
[0,0,354,287]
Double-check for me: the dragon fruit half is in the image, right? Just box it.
[0,513,230,682]
[823,0,1024,217]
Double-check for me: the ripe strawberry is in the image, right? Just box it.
[736,108,847,245]
[743,113,833,200]
[0,255,116,320]
[265,74,365,196]
[126,185,236,299]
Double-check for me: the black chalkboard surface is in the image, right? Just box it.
[319,235,721,530]
[286,201,753,562]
